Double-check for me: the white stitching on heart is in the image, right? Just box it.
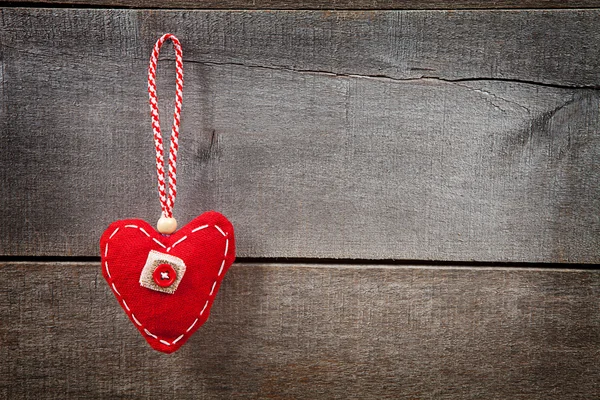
[152,237,167,249]
[131,314,142,326]
[109,227,120,239]
[173,334,185,344]
[173,235,187,247]
[144,328,158,339]
[200,300,209,315]
[166,235,188,253]
[186,318,199,333]
[104,261,111,279]
[192,224,208,233]
[111,282,121,296]
[215,225,226,236]
[104,223,230,348]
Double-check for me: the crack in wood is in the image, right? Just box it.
[179,58,600,91]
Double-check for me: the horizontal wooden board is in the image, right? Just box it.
[4,0,600,10]
[1,9,599,262]
[0,262,599,399]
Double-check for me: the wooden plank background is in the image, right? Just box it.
[1,262,599,399]
[5,0,600,10]
[1,3,599,400]
[1,9,599,262]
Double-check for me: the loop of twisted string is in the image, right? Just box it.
[148,33,184,219]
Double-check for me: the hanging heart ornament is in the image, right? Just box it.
[99,34,235,353]
[100,213,234,354]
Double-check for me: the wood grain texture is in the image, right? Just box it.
[1,9,599,262]
[1,262,599,399]
[4,0,600,10]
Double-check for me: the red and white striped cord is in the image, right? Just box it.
[148,33,184,220]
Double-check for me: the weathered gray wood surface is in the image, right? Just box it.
[4,0,600,9]
[1,9,599,262]
[1,262,598,399]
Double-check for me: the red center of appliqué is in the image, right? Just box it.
[153,263,176,287]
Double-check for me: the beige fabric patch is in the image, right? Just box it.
[139,250,187,294]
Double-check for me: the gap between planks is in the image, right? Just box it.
[1,259,598,272]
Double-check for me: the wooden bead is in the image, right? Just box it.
[157,217,177,234]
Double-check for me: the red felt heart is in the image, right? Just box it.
[99,211,235,353]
